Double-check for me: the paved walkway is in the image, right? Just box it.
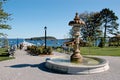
[0,49,120,80]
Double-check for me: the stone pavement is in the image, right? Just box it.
[0,49,120,80]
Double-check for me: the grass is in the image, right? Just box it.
[0,48,14,62]
[55,47,120,56]
[0,48,8,55]
[0,57,14,61]
[81,47,120,56]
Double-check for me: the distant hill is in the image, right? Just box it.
[25,36,57,40]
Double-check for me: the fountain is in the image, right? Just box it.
[69,12,85,63]
[45,13,109,74]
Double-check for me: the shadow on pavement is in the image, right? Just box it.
[8,64,39,68]
[7,62,53,72]
[7,62,68,75]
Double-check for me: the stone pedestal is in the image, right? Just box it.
[71,51,83,63]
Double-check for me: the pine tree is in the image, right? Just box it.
[0,0,11,37]
[100,8,119,46]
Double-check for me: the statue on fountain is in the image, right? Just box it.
[69,13,85,63]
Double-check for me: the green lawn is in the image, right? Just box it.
[0,48,14,61]
[0,57,14,61]
[0,48,8,55]
[81,47,120,56]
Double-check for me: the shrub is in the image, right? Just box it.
[36,47,42,54]
[26,46,53,55]
[47,47,53,54]
[43,48,48,54]
[30,46,37,53]
[27,46,31,51]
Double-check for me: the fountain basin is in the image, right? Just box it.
[45,56,109,74]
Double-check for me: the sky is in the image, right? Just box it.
[1,0,120,39]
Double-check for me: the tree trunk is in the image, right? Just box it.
[104,23,107,46]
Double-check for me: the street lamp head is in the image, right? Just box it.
[44,26,47,30]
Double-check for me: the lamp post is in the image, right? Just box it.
[44,26,47,49]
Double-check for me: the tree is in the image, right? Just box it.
[100,8,119,45]
[79,12,102,46]
[98,37,104,48]
[79,12,90,41]
[69,29,74,38]
[0,0,11,37]
[89,12,102,46]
